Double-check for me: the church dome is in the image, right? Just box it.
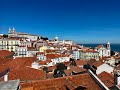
[55,35,58,40]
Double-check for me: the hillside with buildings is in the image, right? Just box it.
[0,28,120,90]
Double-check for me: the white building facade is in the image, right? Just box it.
[0,38,20,52]
[80,50,99,61]
[72,50,80,60]
[95,42,111,57]
[96,63,114,75]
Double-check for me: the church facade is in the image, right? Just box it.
[95,42,111,57]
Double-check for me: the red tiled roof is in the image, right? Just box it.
[96,45,104,49]
[64,66,86,76]
[8,37,22,40]
[0,58,13,66]
[92,61,104,68]
[45,49,56,53]
[47,66,56,72]
[82,49,98,53]
[46,54,69,59]
[9,67,46,81]
[0,57,45,81]
[62,61,70,66]
[0,57,36,72]
[75,60,87,66]
[27,47,37,51]
[38,59,52,65]
[20,73,101,90]
[46,54,60,59]
[88,59,97,65]
[37,52,44,55]
[46,72,54,79]
[98,71,114,88]
[0,50,14,58]
[64,70,71,76]
[70,66,86,73]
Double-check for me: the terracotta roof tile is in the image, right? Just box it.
[0,50,14,58]
[47,66,56,72]
[8,37,22,40]
[46,54,60,59]
[62,61,70,66]
[0,57,44,81]
[75,60,87,66]
[69,66,86,73]
[92,61,104,68]
[0,58,13,66]
[46,72,54,79]
[37,52,44,55]
[98,71,114,88]
[46,49,56,53]
[64,70,71,76]
[64,66,86,76]
[9,67,46,81]
[38,60,52,65]
[96,45,104,49]
[20,73,101,90]
[88,59,97,65]
[82,49,98,53]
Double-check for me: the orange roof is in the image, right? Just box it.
[37,52,44,55]
[0,57,46,81]
[27,47,37,51]
[38,59,52,65]
[64,70,71,76]
[8,37,22,40]
[46,54,69,59]
[96,45,104,49]
[0,58,13,66]
[0,50,14,58]
[82,49,98,53]
[46,72,54,79]
[20,73,101,90]
[62,61,70,66]
[70,66,86,73]
[88,59,97,65]
[0,57,36,73]
[46,49,56,53]
[46,54,60,59]
[98,71,114,88]
[75,60,87,66]
[92,61,104,67]
[47,66,56,72]
[9,67,46,81]
[64,66,86,76]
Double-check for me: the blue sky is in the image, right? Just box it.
[0,0,120,43]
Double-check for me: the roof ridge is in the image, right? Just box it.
[65,78,78,88]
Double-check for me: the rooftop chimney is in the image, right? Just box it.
[4,74,8,82]
[0,68,10,82]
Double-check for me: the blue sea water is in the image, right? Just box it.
[80,44,120,52]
